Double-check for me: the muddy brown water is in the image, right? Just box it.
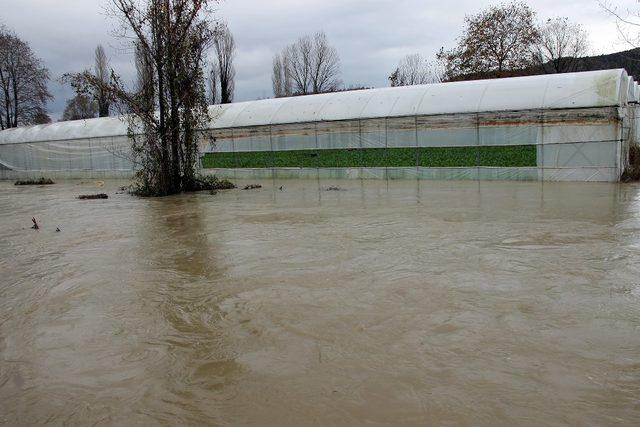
[0,179,639,426]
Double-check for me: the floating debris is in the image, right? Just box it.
[78,193,109,200]
[55,227,61,232]
[325,186,343,191]
[15,178,54,186]
[31,217,39,230]
[279,186,284,191]
[242,184,262,190]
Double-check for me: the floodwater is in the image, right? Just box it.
[0,178,639,426]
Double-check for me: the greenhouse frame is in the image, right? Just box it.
[0,69,637,182]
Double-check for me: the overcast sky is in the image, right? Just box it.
[0,0,631,120]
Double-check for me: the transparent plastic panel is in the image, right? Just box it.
[359,119,386,149]
[66,139,94,170]
[417,167,478,180]
[23,143,39,170]
[477,167,539,181]
[542,108,618,144]
[271,123,316,151]
[541,167,619,182]
[233,168,274,179]
[386,117,416,148]
[232,126,271,152]
[111,137,134,171]
[208,129,234,153]
[541,141,618,168]
[543,124,618,145]
[316,120,360,150]
[0,144,22,169]
[39,141,72,170]
[478,111,541,146]
[417,114,476,147]
[386,167,420,179]
[359,167,387,179]
[273,168,319,179]
[94,137,132,171]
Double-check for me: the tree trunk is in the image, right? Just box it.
[11,71,18,127]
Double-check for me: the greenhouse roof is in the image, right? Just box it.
[0,68,634,145]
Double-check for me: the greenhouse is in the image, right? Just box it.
[0,68,637,182]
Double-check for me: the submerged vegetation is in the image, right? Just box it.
[621,144,640,182]
[66,0,217,197]
[201,145,537,169]
[129,174,235,197]
[14,178,55,186]
[186,175,236,192]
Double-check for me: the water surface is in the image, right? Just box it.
[1,179,639,425]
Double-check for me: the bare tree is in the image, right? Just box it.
[207,61,219,104]
[272,54,284,97]
[272,52,293,97]
[389,53,442,86]
[285,35,313,95]
[533,17,589,73]
[310,32,341,93]
[61,94,98,121]
[0,27,52,129]
[94,45,111,117]
[437,1,540,81]
[273,31,341,96]
[213,23,235,104]
[599,1,640,48]
[67,0,217,196]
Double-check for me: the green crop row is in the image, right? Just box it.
[201,145,537,169]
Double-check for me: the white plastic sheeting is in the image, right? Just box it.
[0,69,636,182]
[0,135,132,175]
[0,69,630,145]
[209,69,628,128]
[205,167,621,182]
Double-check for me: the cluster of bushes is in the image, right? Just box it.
[129,175,235,197]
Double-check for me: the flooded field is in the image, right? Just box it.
[0,178,639,425]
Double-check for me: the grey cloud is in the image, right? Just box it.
[0,0,624,119]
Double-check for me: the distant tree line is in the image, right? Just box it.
[435,2,590,83]
[389,1,591,86]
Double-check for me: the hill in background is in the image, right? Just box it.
[448,48,640,82]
